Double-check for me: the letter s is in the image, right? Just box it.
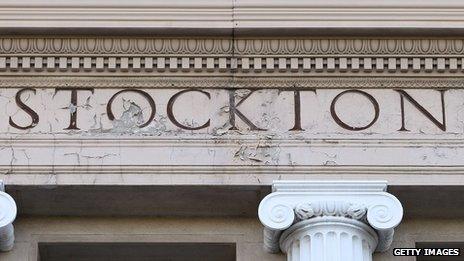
[9,88,39,130]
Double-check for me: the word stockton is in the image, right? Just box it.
[6,88,448,133]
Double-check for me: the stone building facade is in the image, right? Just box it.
[0,1,463,260]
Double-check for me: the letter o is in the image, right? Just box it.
[106,89,156,128]
[330,89,380,131]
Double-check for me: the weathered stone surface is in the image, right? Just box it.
[0,88,462,169]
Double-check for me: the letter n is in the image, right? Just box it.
[396,89,447,131]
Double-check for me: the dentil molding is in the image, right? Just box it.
[0,37,464,76]
[258,180,403,258]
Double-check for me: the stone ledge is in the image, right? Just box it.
[2,0,464,34]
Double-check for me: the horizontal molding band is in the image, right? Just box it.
[3,165,464,175]
[1,137,464,148]
[0,77,463,89]
[2,166,464,187]
[1,38,464,75]
[1,38,464,56]
[2,136,462,167]
[0,56,463,74]
[3,1,464,32]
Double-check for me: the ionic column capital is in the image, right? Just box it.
[258,180,403,256]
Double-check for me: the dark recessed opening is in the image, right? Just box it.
[39,242,236,261]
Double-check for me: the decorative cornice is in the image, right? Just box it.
[0,38,464,75]
[258,180,403,254]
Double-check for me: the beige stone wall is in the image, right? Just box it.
[0,217,461,261]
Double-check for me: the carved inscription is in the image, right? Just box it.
[167,89,210,131]
[8,88,39,130]
[55,88,95,130]
[107,89,156,128]
[330,90,380,131]
[1,88,458,136]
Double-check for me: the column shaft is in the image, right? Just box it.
[281,217,377,261]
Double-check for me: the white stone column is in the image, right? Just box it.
[0,181,17,252]
[258,181,403,261]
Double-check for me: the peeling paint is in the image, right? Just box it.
[110,101,145,134]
